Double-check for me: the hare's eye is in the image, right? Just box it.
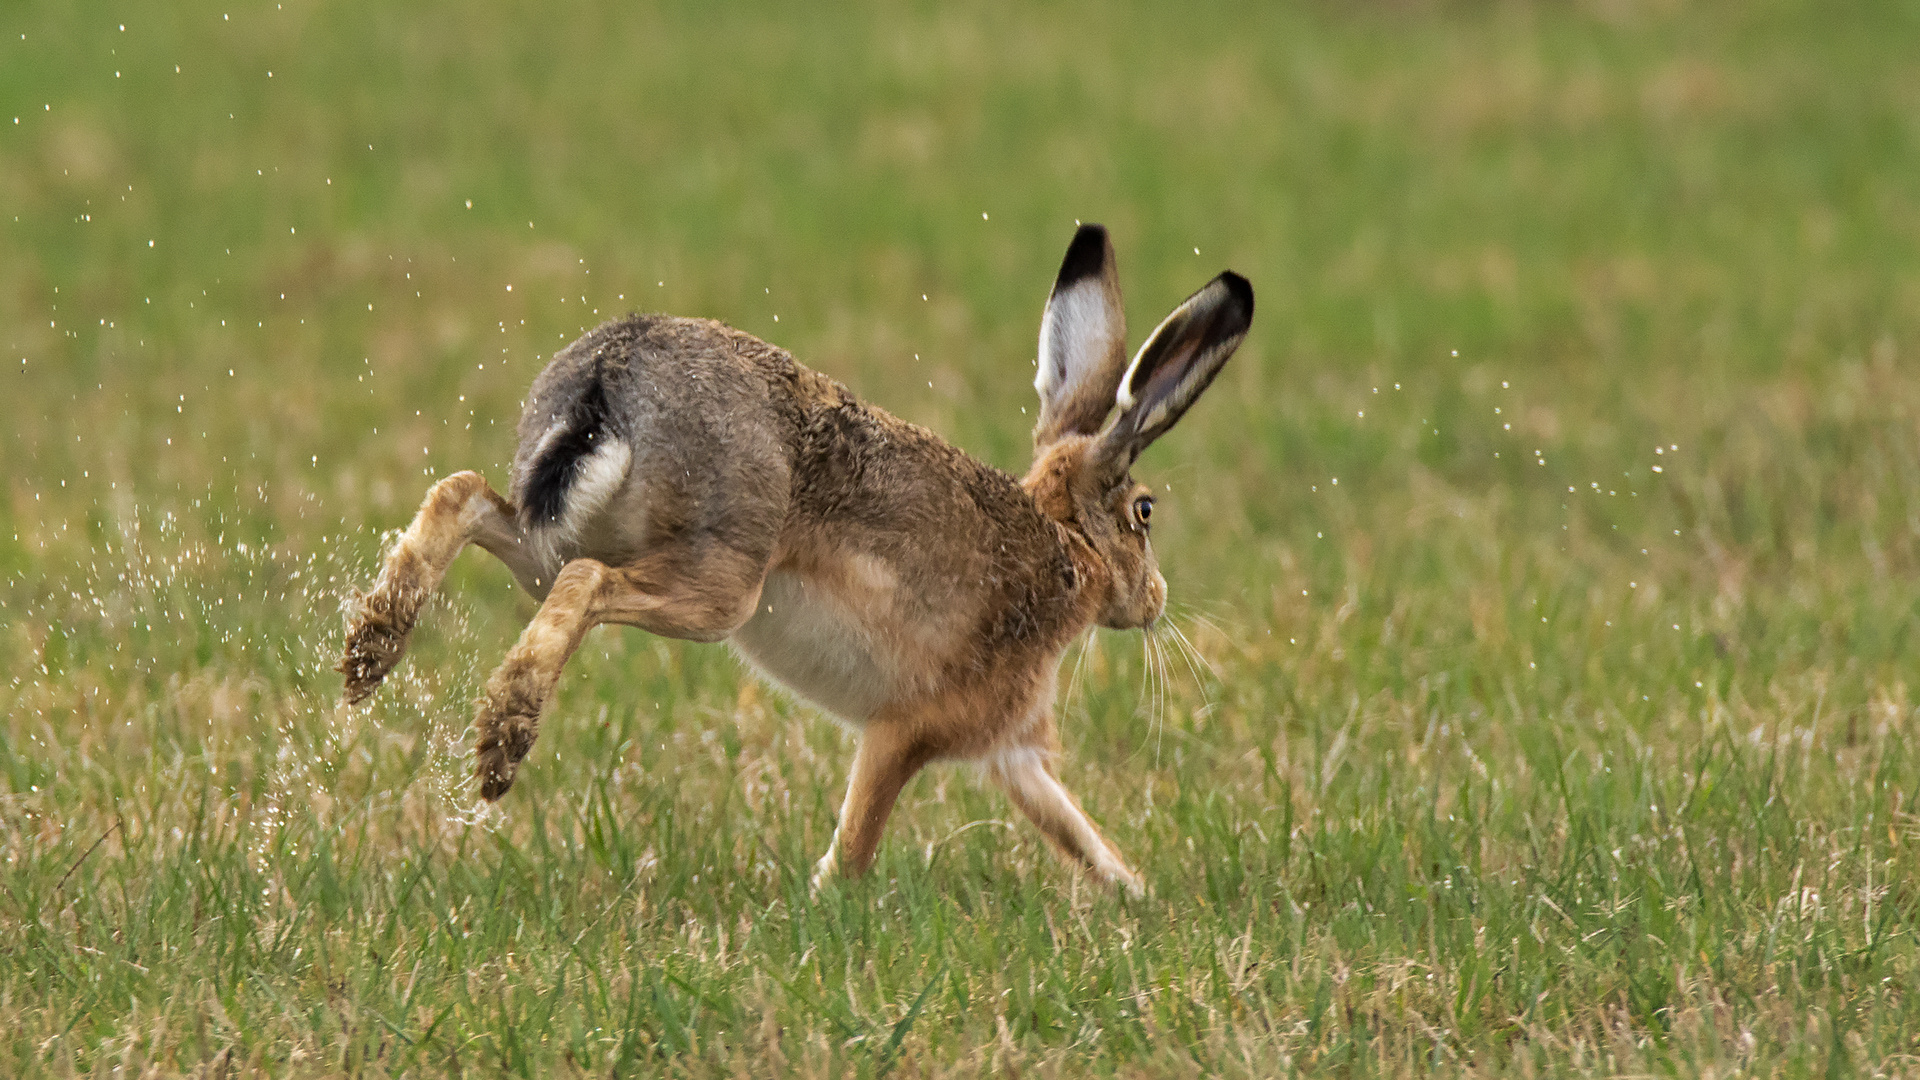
[1133,496,1154,526]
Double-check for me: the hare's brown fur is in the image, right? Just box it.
[341,225,1251,893]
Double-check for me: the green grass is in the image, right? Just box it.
[6,0,1920,1074]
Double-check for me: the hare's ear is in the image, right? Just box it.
[1034,224,1129,447]
[1092,271,1253,472]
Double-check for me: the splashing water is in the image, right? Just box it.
[1,507,508,870]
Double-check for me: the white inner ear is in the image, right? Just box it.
[1130,338,1236,438]
[1113,303,1190,413]
[1036,277,1122,408]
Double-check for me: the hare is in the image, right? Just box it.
[339,224,1252,893]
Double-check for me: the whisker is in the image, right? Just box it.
[1135,633,1149,748]
[1168,601,1231,647]
[1138,631,1155,764]
[1148,629,1169,767]
[1144,626,1159,768]
[1167,639,1205,726]
[1190,617,1231,668]
[1063,628,1094,721]
[1181,608,1235,653]
[1158,631,1169,752]
[1167,619,1220,686]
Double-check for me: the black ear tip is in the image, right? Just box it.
[1054,223,1112,291]
[1218,271,1254,318]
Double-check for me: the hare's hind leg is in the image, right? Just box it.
[987,744,1143,896]
[472,548,769,799]
[339,471,543,704]
[811,723,934,889]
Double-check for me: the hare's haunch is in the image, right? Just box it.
[340,225,1252,894]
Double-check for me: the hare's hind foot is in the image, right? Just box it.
[473,678,543,799]
[338,581,427,705]
[338,471,541,707]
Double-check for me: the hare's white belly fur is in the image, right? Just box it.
[729,552,934,723]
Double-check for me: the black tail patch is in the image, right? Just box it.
[522,377,614,524]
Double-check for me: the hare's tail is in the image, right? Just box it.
[521,374,631,532]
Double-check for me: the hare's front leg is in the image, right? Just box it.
[811,723,934,890]
[986,744,1143,896]
[472,550,768,799]
[340,471,544,704]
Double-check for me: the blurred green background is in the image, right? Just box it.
[5,0,1920,1076]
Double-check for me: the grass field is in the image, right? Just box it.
[6,0,1920,1074]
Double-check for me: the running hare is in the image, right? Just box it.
[339,224,1252,893]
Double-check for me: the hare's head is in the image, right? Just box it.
[1023,224,1253,631]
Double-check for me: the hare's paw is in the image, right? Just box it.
[808,850,839,895]
[1109,865,1146,900]
[1087,849,1145,898]
[338,586,425,704]
[472,681,543,800]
